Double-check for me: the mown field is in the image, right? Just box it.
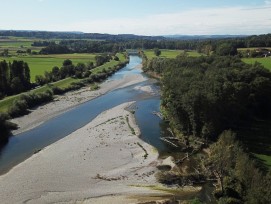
[242,57,271,70]
[144,49,203,59]
[0,53,126,113]
[0,37,41,54]
[0,54,97,82]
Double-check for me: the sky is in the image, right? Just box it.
[0,0,271,35]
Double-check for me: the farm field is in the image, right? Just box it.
[0,54,97,82]
[242,57,271,70]
[0,37,41,54]
[144,49,203,59]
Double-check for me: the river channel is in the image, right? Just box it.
[0,55,214,202]
[0,56,168,174]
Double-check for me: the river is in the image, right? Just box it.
[0,55,214,202]
[0,55,168,174]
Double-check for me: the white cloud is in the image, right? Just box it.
[265,0,271,5]
[58,5,271,35]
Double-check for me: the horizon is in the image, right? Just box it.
[0,0,271,35]
[0,29,256,37]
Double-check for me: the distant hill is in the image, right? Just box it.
[164,35,249,40]
[0,30,165,41]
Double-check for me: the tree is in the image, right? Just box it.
[0,113,17,143]
[35,75,47,85]
[51,66,60,81]
[1,49,9,57]
[215,43,237,56]
[10,77,24,93]
[74,63,86,78]
[0,60,10,95]
[26,49,32,54]
[63,59,72,66]
[207,131,240,194]
[95,55,110,66]
[154,48,161,56]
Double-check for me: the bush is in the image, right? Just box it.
[0,113,17,143]
[8,99,29,117]
[8,90,54,118]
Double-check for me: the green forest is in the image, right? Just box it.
[142,46,271,203]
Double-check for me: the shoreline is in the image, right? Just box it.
[11,66,147,135]
[0,102,172,203]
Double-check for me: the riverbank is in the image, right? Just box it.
[11,66,146,135]
[0,102,172,203]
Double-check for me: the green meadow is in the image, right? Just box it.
[144,49,203,59]
[0,54,97,82]
[0,38,41,54]
[242,57,271,70]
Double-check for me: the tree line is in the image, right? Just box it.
[0,60,31,98]
[0,31,164,41]
[32,33,271,57]
[39,41,125,54]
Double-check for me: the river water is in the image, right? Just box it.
[0,55,214,202]
[0,55,168,174]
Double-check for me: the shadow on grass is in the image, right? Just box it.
[235,119,271,169]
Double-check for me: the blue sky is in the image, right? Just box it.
[0,0,271,35]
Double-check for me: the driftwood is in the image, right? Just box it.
[152,111,163,119]
[160,137,178,147]
[167,128,175,137]
[176,153,189,164]
[163,136,179,140]
[194,140,205,145]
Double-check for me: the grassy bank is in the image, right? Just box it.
[0,53,127,114]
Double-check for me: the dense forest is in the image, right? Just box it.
[142,51,271,203]
[158,55,271,140]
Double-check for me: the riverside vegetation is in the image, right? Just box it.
[141,43,271,203]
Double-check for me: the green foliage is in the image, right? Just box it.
[189,198,203,204]
[0,60,31,96]
[215,43,238,56]
[90,83,99,91]
[95,54,111,66]
[154,48,161,56]
[8,90,53,117]
[0,113,17,143]
[157,55,271,140]
[207,131,271,203]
